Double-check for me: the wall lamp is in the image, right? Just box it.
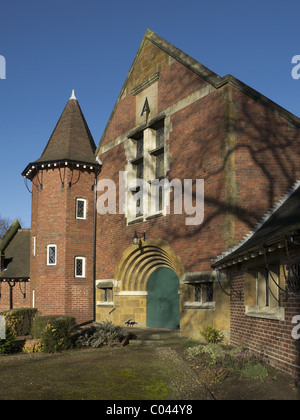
[133,230,146,246]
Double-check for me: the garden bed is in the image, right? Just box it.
[177,340,300,400]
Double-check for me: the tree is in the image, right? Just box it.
[0,216,12,239]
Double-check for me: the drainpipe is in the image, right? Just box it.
[0,252,4,272]
[93,159,102,322]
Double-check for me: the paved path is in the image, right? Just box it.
[155,347,213,400]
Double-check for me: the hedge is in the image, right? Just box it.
[0,308,38,337]
[31,315,77,353]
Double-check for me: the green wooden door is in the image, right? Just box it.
[146,267,180,329]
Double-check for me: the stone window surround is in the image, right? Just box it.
[244,266,285,321]
[98,83,216,225]
[124,116,172,225]
[181,271,216,310]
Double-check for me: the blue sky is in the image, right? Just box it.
[1,0,300,228]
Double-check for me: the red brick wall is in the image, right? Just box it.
[30,166,96,324]
[101,94,136,147]
[158,61,208,111]
[0,281,31,312]
[228,255,300,379]
[233,87,300,240]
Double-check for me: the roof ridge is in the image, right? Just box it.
[0,219,20,253]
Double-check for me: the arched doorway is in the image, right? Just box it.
[146,267,180,329]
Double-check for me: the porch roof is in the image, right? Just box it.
[0,229,30,280]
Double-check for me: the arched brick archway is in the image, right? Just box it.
[114,238,184,292]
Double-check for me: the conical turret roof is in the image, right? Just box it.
[23,91,97,178]
[36,91,96,164]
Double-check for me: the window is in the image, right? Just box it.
[75,257,86,278]
[206,283,214,303]
[126,121,167,222]
[244,266,284,321]
[194,283,214,304]
[76,198,87,220]
[151,126,165,212]
[154,126,165,180]
[194,284,201,302]
[47,245,57,266]
[104,288,113,302]
[130,135,144,217]
[256,268,279,309]
[96,280,115,307]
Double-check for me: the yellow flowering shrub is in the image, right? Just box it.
[31,315,76,353]
[0,308,37,337]
[23,338,43,353]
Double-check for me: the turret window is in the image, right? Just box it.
[76,198,87,220]
[47,245,57,266]
[75,256,86,278]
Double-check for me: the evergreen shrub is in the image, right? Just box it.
[31,315,76,353]
[0,308,38,337]
[74,321,126,348]
[0,324,15,354]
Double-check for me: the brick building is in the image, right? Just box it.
[0,31,300,374]
[93,30,300,340]
[212,181,300,380]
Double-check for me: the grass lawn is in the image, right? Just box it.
[0,346,176,400]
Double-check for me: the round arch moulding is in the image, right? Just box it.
[114,238,184,292]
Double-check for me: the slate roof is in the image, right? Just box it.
[212,180,300,268]
[0,227,30,280]
[22,94,97,179]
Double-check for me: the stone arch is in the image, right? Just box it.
[114,238,184,291]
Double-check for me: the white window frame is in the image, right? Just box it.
[76,198,87,220]
[75,256,86,278]
[125,122,170,224]
[47,244,57,266]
